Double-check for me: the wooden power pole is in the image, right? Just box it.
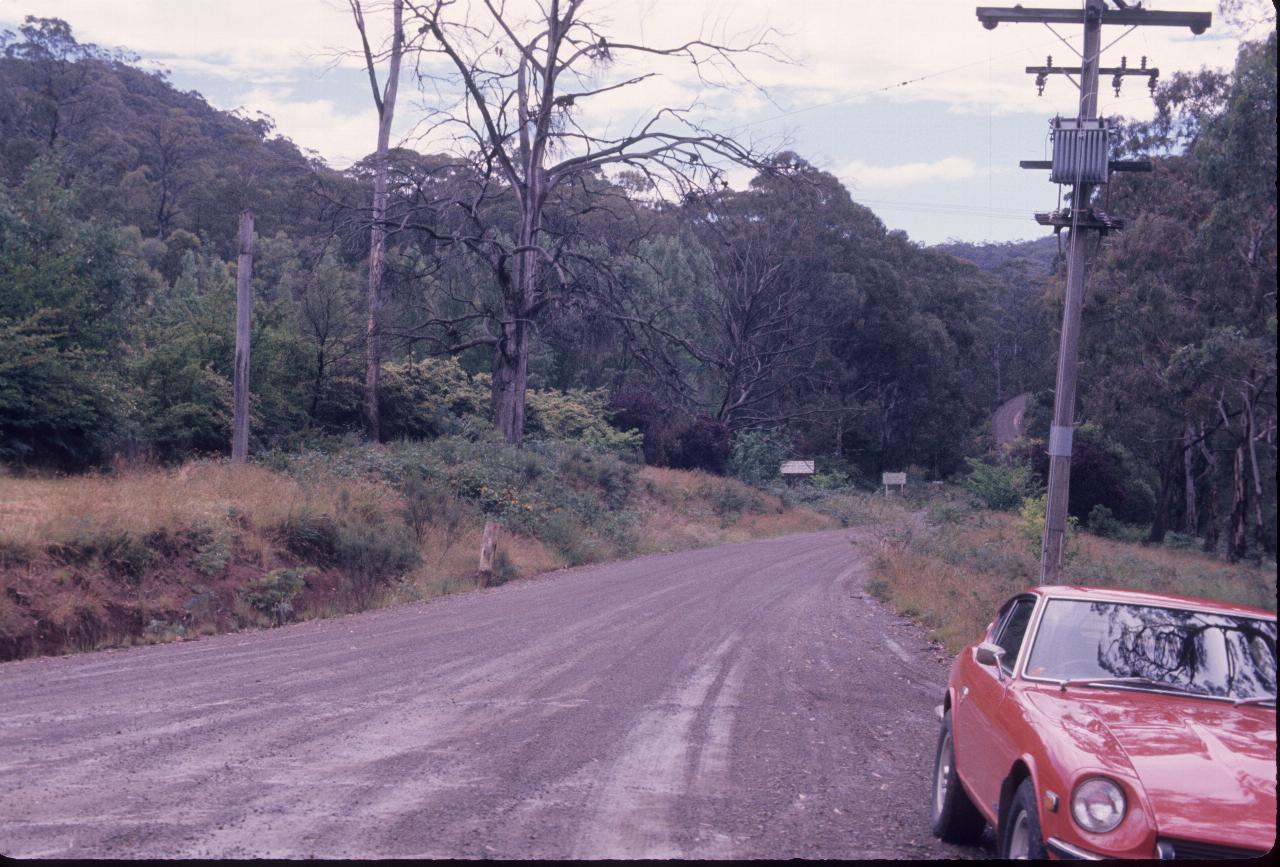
[231,209,254,464]
[976,1,1211,583]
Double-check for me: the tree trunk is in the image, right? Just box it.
[491,304,530,444]
[358,0,405,443]
[490,197,540,445]
[1146,448,1177,544]
[1228,442,1248,562]
[1199,428,1220,554]
[231,209,254,463]
[1182,423,1198,534]
[1243,387,1265,555]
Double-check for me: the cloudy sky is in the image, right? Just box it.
[0,0,1258,244]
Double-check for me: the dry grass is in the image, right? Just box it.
[871,507,1278,654]
[1,457,842,661]
[629,467,836,554]
[0,461,393,549]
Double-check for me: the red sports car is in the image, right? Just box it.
[931,585,1276,859]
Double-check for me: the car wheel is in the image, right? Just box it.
[1001,778,1048,860]
[930,711,986,844]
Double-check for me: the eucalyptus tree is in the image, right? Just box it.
[1083,33,1276,554]
[348,0,409,441]
[397,0,780,443]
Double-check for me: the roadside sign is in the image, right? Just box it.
[780,461,815,475]
[882,472,906,495]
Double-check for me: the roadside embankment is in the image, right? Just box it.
[0,438,837,661]
[868,489,1278,653]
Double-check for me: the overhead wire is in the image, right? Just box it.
[728,30,1083,133]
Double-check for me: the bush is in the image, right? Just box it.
[1027,424,1157,524]
[810,470,854,491]
[728,428,788,486]
[192,535,231,578]
[670,416,731,474]
[276,508,419,606]
[333,519,420,607]
[1163,531,1199,551]
[1084,504,1145,542]
[401,472,465,546]
[487,547,520,585]
[1016,494,1078,561]
[378,357,488,441]
[962,458,1041,511]
[706,481,763,527]
[46,530,154,582]
[242,568,312,624]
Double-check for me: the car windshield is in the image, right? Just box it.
[1024,599,1278,702]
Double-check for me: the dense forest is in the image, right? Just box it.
[0,16,1274,559]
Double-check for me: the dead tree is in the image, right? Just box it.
[401,0,781,444]
[350,0,407,442]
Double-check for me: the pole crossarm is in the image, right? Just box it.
[976,6,1210,33]
[1027,56,1158,95]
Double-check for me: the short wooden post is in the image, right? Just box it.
[478,520,499,585]
[231,209,254,463]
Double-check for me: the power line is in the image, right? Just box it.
[731,32,1083,133]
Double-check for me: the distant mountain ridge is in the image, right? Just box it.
[932,236,1060,274]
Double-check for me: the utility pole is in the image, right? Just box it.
[976,1,1211,583]
[231,209,254,464]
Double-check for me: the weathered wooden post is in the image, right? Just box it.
[231,209,254,464]
[478,520,499,585]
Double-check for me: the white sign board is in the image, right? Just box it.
[882,472,907,486]
[780,461,815,475]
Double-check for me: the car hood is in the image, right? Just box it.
[1025,688,1276,851]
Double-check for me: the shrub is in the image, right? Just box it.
[46,530,154,582]
[333,519,420,607]
[710,485,749,526]
[810,470,854,491]
[1163,531,1199,551]
[728,428,788,486]
[962,458,1041,511]
[276,508,419,606]
[671,416,731,474]
[243,568,313,624]
[378,357,488,440]
[192,535,231,578]
[487,548,520,586]
[277,509,342,563]
[1083,504,1145,543]
[1027,424,1157,524]
[608,383,687,466]
[401,472,464,545]
[578,424,644,461]
[1016,494,1078,561]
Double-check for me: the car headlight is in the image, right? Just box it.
[1071,777,1126,833]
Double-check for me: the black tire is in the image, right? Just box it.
[1001,778,1048,860]
[931,711,986,845]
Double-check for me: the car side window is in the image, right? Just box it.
[995,598,1036,673]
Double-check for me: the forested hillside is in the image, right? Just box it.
[1,16,1274,561]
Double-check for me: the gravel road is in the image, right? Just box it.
[0,528,988,859]
[992,392,1030,450]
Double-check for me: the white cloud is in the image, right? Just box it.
[3,0,1249,162]
[237,87,376,168]
[839,156,977,189]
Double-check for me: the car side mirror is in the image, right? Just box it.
[976,641,1006,667]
